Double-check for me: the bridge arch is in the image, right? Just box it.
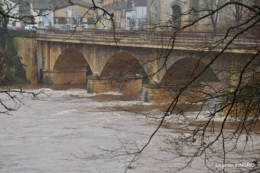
[240,70,260,88]
[160,57,220,86]
[86,52,149,95]
[100,52,148,81]
[52,47,92,84]
[54,48,88,70]
[247,72,260,85]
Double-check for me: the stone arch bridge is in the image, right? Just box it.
[34,29,259,101]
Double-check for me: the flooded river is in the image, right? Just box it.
[0,85,259,173]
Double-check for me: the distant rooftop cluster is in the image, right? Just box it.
[2,0,257,32]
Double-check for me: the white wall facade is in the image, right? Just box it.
[125,6,147,30]
[1,0,19,26]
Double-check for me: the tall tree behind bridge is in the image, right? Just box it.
[200,0,226,33]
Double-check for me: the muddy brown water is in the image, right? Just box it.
[91,93,260,133]
[194,120,260,132]
[90,93,260,133]
[1,84,259,172]
[0,84,88,90]
[3,84,260,133]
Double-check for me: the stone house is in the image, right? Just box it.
[53,0,94,28]
[100,0,147,30]
[9,0,95,28]
[147,0,257,32]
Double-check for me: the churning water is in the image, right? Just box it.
[0,85,259,173]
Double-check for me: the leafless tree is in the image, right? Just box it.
[0,0,102,113]
[76,1,260,172]
[200,0,227,33]
[128,1,260,172]
[1,0,260,172]
[232,0,245,25]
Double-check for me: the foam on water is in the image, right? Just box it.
[0,88,259,173]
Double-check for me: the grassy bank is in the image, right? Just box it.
[12,77,30,85]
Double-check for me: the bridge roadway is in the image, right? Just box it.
[32,29,260,102]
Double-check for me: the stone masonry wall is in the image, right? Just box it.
[87,78,143,95]
[13,37,37,84]
[43,71,87,84]
[145,87,206,103]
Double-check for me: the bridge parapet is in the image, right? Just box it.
[35,29,259,53]
[7,30,36,37]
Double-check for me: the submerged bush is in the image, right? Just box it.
[0,48,25,85]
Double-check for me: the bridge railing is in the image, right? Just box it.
[93,29,139,39]
[36,28,259,45]
[233,34,260,45]
[153,31,214,43]
[7,29,36,37]
[45,29,82,36]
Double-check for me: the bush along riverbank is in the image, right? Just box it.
[0,48,28,85]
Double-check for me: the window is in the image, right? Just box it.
[171,5,181,28]
[74,10,83,24]
[150,2,158,24]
